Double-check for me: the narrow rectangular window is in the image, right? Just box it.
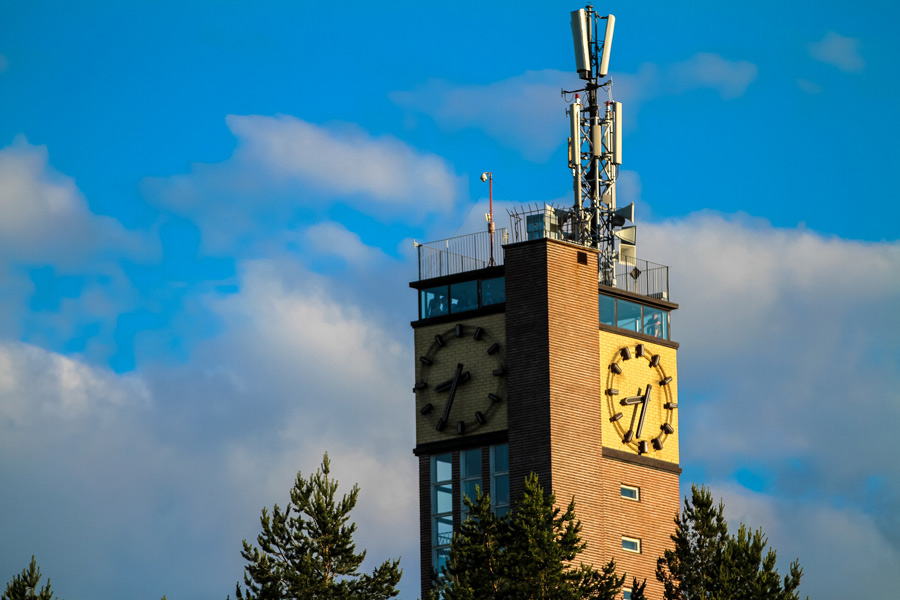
[623,589,632,600]
[490,444,510,517]
[599,294,616,326]
[481,277,505,306]
[431,454,453,573]
[622,536,641,553]
[620,485,639,501]
[450,280,478,313]
[460,448,482,519]
[422,286,449,319]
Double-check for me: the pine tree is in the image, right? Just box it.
[234,453,402,600]
[656,484,806,600]
[2,556,56,600]
[436,473,624,600]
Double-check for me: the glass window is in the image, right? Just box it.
[460,448,482,518]
[431,454,453,573]
[622,537,641,553]
[617,300,642,332]
[643,306,668,340]
[599,294,615,326]
[620,485,639,501]
[490,444,510,517]
[450,280,478,313]
[421,286,448,318]
[481,277,505,306]
[623,589,632,600]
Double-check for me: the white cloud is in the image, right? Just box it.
[669,53,758,99]
[808,32,865,72]
[392,53,757,161]
[796,78,823,94]
[0,138,135,266]
[712,483,900,600]
[147,116,461,253]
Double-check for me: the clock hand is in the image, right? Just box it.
[635,384,652,439]
[434,371,471,393]
[620,395,644,405]
[624,387,641,443]
[436,363,463,432]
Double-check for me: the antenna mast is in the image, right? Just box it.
[566,5,632,286]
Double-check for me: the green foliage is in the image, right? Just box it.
[2,556,56,600]
[234,453,402,600]
[435,473,625,600]
[656,484,806,600]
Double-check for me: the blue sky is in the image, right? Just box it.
[1,1,898,599]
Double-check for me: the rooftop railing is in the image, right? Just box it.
[415,229,508,280]
[610,258,670,301]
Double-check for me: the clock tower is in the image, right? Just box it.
[410,6,681,599]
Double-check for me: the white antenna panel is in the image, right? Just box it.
[613,101,623,165]
[569,99,582,164]
[619,244,636,266]
[570,9,590,79]
[598,14,615,78]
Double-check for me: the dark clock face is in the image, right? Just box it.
[605,343,676,455]
[415,323,506,435]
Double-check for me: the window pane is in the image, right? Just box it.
[422,286,448,318]
[492,444,509,473]
[461,448,482,478]
[481,277,505,306]
[463,480,480,505]
[624,590,632,600]
[621,485,639,500]
[622,537,640,552]
[642,306,667,340]
[450,280,478,313]
[433,514,453,546]
[599,294,615,326]
[433,454,452,482]
[434,547,450,573]
[434,483,452,514]
[617,300,642,332]
[493,474,510,506]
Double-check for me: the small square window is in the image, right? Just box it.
[623,589,632,600]
[620,485,639,501]
[622,537,641,553]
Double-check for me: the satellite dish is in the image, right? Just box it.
[598,15,615,78]
[614,225,636,245]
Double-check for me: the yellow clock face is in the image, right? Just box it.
[605,343,676,455]
[415,324,506,436]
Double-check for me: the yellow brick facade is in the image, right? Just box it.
[599,329,680,465]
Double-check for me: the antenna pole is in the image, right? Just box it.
[482,172,495,266]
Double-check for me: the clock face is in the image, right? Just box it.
[605,343,676,455]
[415,323,506,436]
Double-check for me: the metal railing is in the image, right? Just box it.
[416,229,508,280]
[610,258,669,300]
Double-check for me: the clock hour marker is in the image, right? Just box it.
[659,376,673,385]
[623,430,634,443]
[610,412,624,422]
[414,382,427,390]
[474,327,484,340]
[457,421,465,435]
[420,403,433,415]
[435,334,446,347]
[650,354,661,368]
[488,393,502,403]
[493,368,506,376]
[635,344,644,357]
[638,441,649,454]
[621,347,631,360]
[651,438,663,451]
[475,411,486,425]
[455,324,464,337]
[487,342,500,355]
[664,402,678,409]
[606,388,619,396]
[610,363,622,374]
[419,356,433,366]
[661,423,674,434]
